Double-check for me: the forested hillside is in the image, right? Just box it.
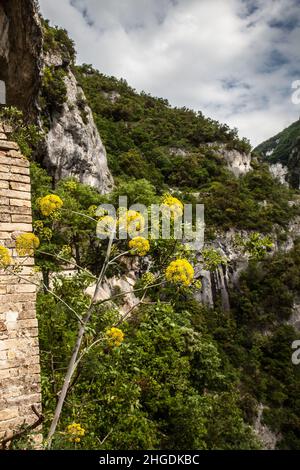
[75,65,298,233]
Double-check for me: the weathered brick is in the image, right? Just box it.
[0,205,31,215]
[0,141,19,151]
[0,408,19,421]
[10,166,30,175]
[6,284,36,294]
[0,197,9,205]
[0,222,32,232]
[11,214,32,223]
[1,173,30,183]
[0,189,31,200]
[0,416,26,432]
[0,165,9,173]
[0,213,10,222]
[9,198,31,208]
[10,182,31,192]
[3,125,13,134]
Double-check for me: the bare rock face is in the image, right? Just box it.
[39,27,113,192]
[269,162,289,186]
[0,0,42,116]
[44,70,113,192]
[218,146,252,177]
[254,404,280,450]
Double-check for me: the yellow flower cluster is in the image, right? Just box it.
[59,245,72,259]
[129,236,150,256]
[161,194,183,219]
[16,233,40,257]
[33,220,52,241]
[141,272,156,286]
[0,245,11,267]
[38,194,63,216]
[66,423,85,443]
[33,220,44,232]
[96,215,116,237]
[106,327,125,347]
[118,210,145,235]
[33,220,53,241]
[88,205,98,217]
[165,258,194,286]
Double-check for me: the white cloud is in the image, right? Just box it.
[38,0,300,146]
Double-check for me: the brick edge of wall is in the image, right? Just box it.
[0,122,42,446]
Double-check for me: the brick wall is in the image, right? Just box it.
[0,122,42,442]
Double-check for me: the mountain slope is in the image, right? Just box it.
[76,64,298,234]
[75,64,252,191]
[255,119,300,188]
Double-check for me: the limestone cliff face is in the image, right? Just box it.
[0,0,113,193]
[217,145,252,177]
[42,65,113,192]
[194,212,300,312]
[269,162,289,186]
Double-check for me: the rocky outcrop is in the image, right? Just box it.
[287,299,300,331]
[0,80,5,105]
[194,229,248,310]
[218,146,252,177]
[43,69,113,192]
[38,29,113,192]
[194,211,300,311]
[254,404,280,450]
[269,162,289,186]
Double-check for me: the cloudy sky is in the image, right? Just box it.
[38,0,300,146]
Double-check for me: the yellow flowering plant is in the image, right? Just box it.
[0,245,11,268]
[40,227,53,241]
[66,423,85,443]
[106,327,125,347]
[20,181,205,448]
[165,258,195,286]
[129,236,150,256]
[58,245,72,260]
[118,209,145,235]
[16,233,40,257]
[96,215,116,237]
[161,194,184,220]
[63,180,78,192]
[141,272,156,286]
[87,205,98,217]
[33,220,44,232]
[38,194,63,217]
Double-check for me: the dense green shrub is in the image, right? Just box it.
[42,19,76,63]
[0,107,41,157]
[40,66,67,113]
